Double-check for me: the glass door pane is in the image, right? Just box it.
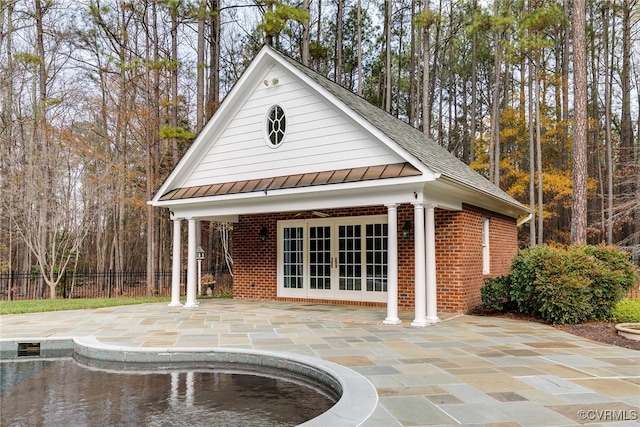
[309,226,331,290]
[283,227,304,289]
[366,223,388,292]
[338,225,361,291]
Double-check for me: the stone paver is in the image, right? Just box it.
[1,299,639,426]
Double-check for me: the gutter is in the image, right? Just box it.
[517,213,533,227]
[435,175,531,217]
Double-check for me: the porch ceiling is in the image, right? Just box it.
[160,162,421,201]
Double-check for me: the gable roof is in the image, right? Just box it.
[151,45,529,218]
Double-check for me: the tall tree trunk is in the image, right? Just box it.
[571,0,588,244]
[170,5,179,165]
[316,0,321,45]
[384,0,392,113]
[469,0,477,161]
[397,9,404,118]
[1,2,15,273]
[619,0,634,245]
[34,0,50,298]
[206,0,220,120]
[490,0,502,187]
[422,0,431,136]
[146,0,162,291]
[196,0,206,131]
[561,0,570,168]
[409,0,416,126]
[528,59,536,246]
[535,57,543,245]
[335,0,343,84]
[620,0,633,167]
[428,0,441,137]
[301,0,310,66]
[635,55,640,249]
[603,4,613,244]
[357,0,363,96]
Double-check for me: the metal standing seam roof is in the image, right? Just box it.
[159,162,421,201]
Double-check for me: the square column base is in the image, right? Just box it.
[426,316,441,324]
[183,301,199,308]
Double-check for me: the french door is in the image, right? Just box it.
[278,216,388,302]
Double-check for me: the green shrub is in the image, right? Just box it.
[481,244,638,324]
[515,246,596,324]
[612,298,640,323]
[481,275,514,311]
[581,245,638,318]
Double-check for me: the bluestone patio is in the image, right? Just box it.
[1,300,638,426]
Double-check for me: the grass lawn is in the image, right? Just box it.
[0,297,172,315]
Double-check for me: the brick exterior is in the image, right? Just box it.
[233,204,518,313]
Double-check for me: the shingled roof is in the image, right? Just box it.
[274,47,526,213]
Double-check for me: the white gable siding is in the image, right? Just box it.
[183,64,403,188]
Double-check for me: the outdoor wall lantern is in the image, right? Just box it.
[259,226,268,242]
[402,220,412,239]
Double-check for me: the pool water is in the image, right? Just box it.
[0,358,337,427]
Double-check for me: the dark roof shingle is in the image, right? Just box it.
[276,48,525,210]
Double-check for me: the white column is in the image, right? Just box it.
[411,203,427,327]
[184,217,198,308]
[168,218,183,307]
[383,204,401,325]
[425,205,440,323]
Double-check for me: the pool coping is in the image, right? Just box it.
[0,336,378,427]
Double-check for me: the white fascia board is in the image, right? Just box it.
[429,177,531,218]
[169,213,239,222]
[151,48,274,203]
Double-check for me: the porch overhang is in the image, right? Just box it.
[159,162,421,202]
[151,174,525,224]
[155,178,430,221]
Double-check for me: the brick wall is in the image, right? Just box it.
[233,203,518,313]
[430,204,518,313]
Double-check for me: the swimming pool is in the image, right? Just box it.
[1,358,336,426]
[0,337,378,426]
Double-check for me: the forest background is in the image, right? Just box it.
[1,0,639,297]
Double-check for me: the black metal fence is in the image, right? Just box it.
[0,269,232,301]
